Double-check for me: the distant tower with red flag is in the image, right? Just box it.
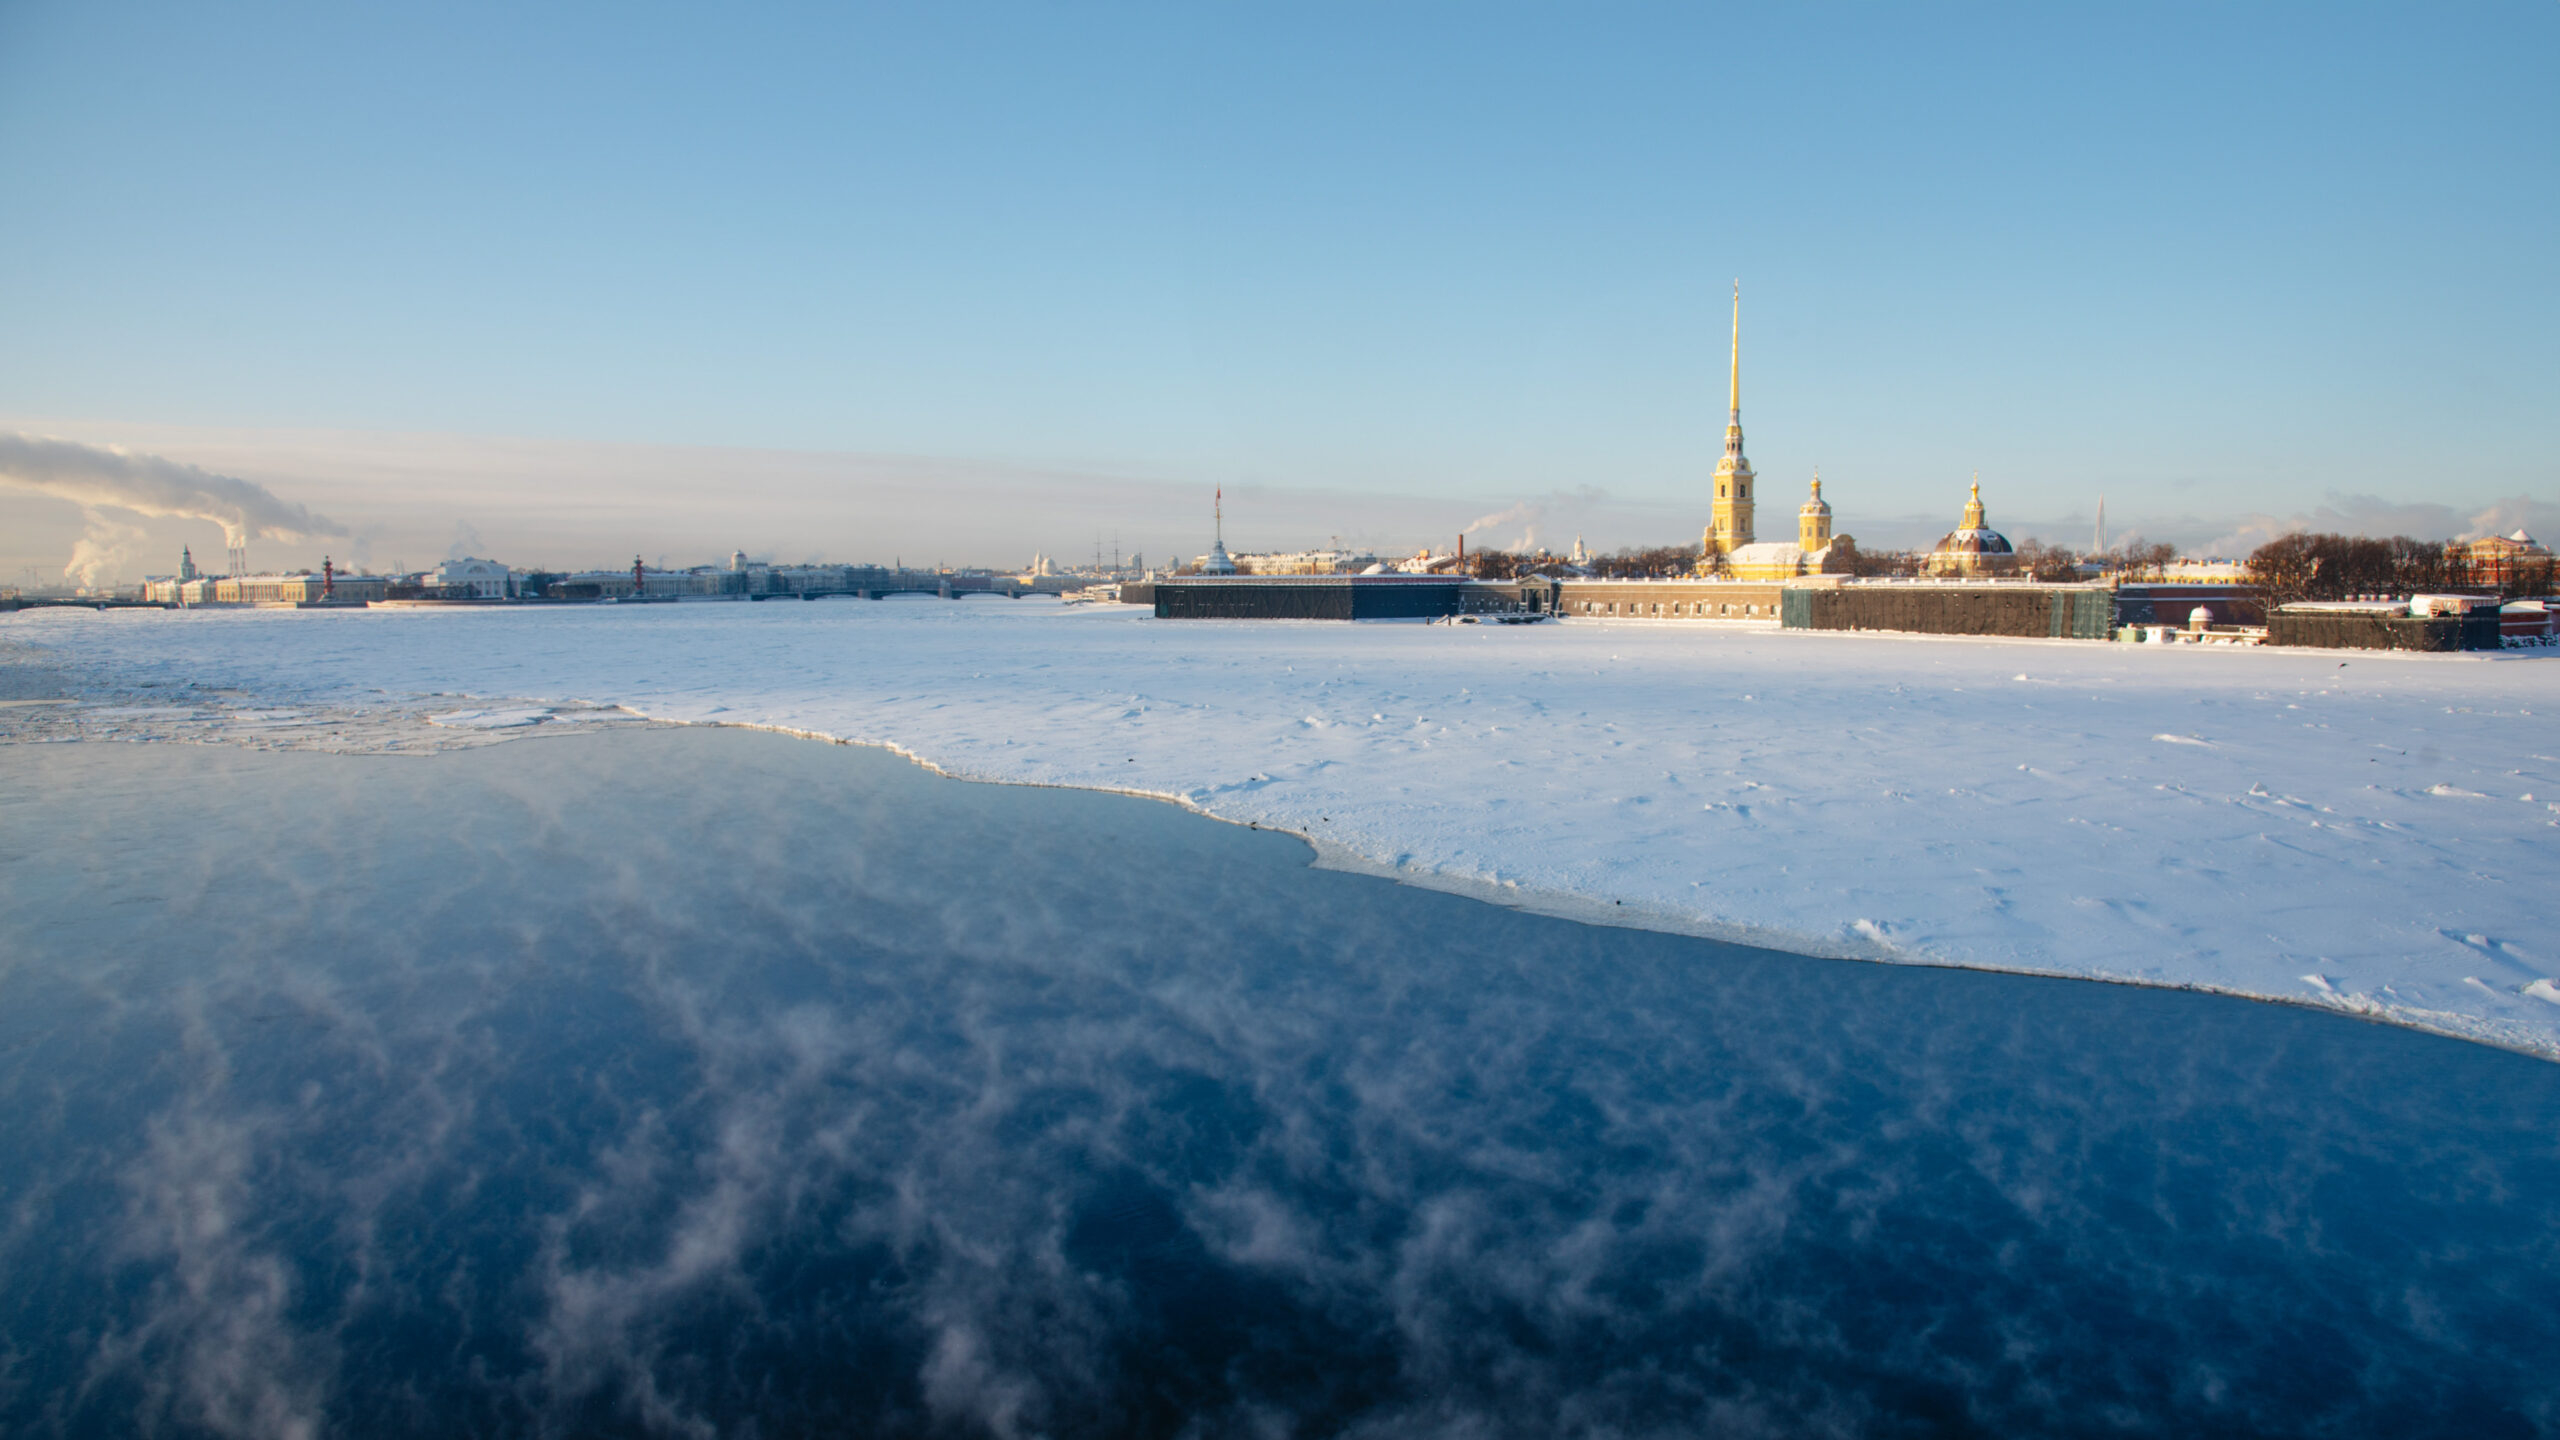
[1201,489,1238,574]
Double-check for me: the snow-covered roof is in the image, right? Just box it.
[1932,528,2013,556]
[1724,542,1804,565]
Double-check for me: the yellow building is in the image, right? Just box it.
[1696,291,1849,581]
[1925,477,2021,577]
[2462,529,2551,587]
[1799,471,1832,552]
[1701,284,1756,560]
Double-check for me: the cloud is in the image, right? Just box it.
[2462,494,2558,544]
[2202,491,2560,559]
[0,432,344,581]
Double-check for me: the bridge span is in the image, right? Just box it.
[754,575,1054,601]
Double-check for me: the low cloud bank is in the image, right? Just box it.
[2206,491,2557,559]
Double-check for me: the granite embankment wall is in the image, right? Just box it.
[1782,584,2115,640]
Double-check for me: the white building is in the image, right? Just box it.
[1236,549,1372,575]
[434,557,514,599]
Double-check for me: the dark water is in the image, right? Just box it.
[1,728,2554,1439]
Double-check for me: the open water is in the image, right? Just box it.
[1,726,2555,1438]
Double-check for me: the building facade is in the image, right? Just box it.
[140,548,387,604]
[2463,530,2552,588]
[1554,578,1790,620]
[432,557,514,598]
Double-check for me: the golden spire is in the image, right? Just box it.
[1809,467,1822,501]
[1727,280,1741,422]
[1701,280,1757,559]
[1962,473,1987,531]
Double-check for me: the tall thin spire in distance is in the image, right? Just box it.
[1215,487,1223,546]
[1703,280,1757,557]
[1727,280,1742,423]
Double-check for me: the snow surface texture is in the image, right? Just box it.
[8,600,2558,1058]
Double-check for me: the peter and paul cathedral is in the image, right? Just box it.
[1699,285,1851,582]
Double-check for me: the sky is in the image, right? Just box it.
[0,1,2553,583]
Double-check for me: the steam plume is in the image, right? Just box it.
[1461,501,1544,553]
[63,508,151,590]
[0,432,344,583]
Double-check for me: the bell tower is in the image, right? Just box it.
[1798,471,1832,552]
[1703,283,1755,558]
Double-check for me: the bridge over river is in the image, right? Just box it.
[751,574,1085,601]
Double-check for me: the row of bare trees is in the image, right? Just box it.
[1467,536,2186,582]
[1460,545,1703,580]
[1447,531,2551,600]
[2244,533,2551,602]
[1816,537,2174,581]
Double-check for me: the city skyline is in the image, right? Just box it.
[2,2,2554,582]
[19,415,2544,591]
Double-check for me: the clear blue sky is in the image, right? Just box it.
[1,1,2553,575]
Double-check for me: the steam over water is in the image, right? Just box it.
[2,727,2554,1437]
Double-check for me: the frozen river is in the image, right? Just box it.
[6,598,2558,1056]
[1,726,2556,1436]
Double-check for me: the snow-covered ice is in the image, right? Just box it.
[8,599,2558,1058]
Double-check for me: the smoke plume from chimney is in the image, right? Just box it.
[0,432,345,586]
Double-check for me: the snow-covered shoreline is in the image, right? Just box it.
[8,599,2558,1059]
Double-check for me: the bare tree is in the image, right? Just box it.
[2106,537,2176,581]
[2503,553,2556,600]
[2245,532,2480,602]
[2012,538,2084,583]
[1835,541,1921,577]
[1592,544,1704,579]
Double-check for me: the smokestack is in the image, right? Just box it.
[0,432,343,588]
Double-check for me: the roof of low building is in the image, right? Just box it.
[1930,477,2012,556]
[1933,528,2015,556]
